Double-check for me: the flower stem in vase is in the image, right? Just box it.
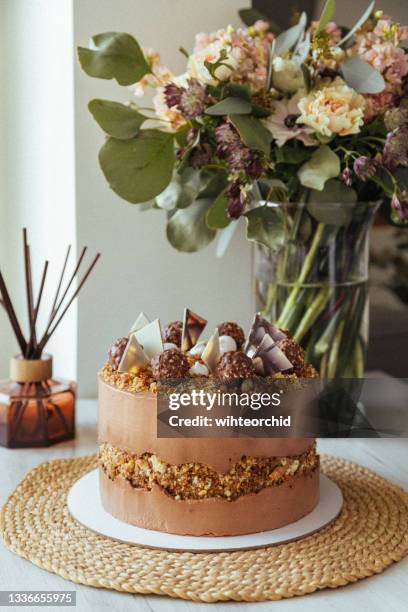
[276,223,325,329]
[293,286,331,344]
[328,320,345,378]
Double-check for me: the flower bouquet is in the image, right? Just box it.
[79,1,408,376]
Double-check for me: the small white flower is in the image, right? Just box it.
[272,58,304,94]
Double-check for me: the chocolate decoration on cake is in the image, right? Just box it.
[118,336,149,374]
[130,312,150,334]
[162,321,182,347]
[216,351,255,380]
[108,336,129,371]
[181,308,207,352]
[201,329,220,372]
[217,322,245,348]
[151,348,190,380]
[252,334,293,376]
[276,337,305,369]
[133,318,163,358]
[245,313,286,357]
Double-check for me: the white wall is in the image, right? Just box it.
[0,0,77,381]
[74,0,254,397]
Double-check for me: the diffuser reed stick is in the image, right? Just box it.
[0,229,100,361]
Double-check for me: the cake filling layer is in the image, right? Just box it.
[99,442,318,501]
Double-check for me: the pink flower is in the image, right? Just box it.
[360,42,408,121]
[363,43,408,87]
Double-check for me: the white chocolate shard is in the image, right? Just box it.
[133,318,163,359]
[201,329,220,372]
[118,336,149,374]
[130,312,150,334]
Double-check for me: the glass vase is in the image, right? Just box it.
[255,201,380,378]
[0,355,76,448]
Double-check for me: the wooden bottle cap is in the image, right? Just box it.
[10,355,53,383]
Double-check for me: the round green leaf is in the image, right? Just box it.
[229,115,273,156]
[78,32,151,86]
[298,146,340,191]
[156,169,202,211]
[206,193,230,229]
[307,179,357,226]
[88,99,146,139]
[166,200,216,252]
[206,97,252,116]
[99,130,175,203]
[245,205,285,249]
[341,56,385,94]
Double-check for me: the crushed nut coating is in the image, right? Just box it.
[99,442,318,501]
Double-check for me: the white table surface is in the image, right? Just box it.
[0,399,407,612]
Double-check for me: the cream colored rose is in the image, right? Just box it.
[272,58,304,94]
[187,40,238,85]
[297,78,366,137]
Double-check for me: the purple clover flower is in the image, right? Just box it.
[391,192,408,221]
[164,82,183,108]
[341,167,353,187]
[179,79,209,119]
[353,156,378,181]
[382,127,408,171]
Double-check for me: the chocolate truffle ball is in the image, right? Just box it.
[217,321,245,348]
[151,348,190,380]
[108,336,129,371]
[162,321,183,348]
[216,351,255,380]
[276,337,305,368]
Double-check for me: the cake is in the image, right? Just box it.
[98,310,320,536]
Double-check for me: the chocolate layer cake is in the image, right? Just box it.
[98,311,319,536]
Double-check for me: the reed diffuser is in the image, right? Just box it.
[0,229,100,448]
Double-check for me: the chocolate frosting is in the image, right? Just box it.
[98,378,315,473]
[100,467,319,536]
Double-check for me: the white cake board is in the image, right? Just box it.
[67,470,342,552]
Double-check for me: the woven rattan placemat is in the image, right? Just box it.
[1,454,408,602]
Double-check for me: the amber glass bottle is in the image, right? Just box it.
[0,355,75,448]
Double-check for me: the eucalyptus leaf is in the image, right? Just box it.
[99,129,175,203]
[206,97,252,115]
[229,115,273,156]
[315,0,336,35]
[156,169,202,211]
[88,99,146,139]
[338,1,375,46]
[275,146,311,165]
[166,199,216,252]
[206,193,230,229]
[274,14,306,56]
[307,179,357,225]
[245,205,285,249]
[298,146,340,191]
[341,56,385,94]
[78,32,151,86]
[198,170,228,198]
[295,32,311,65]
